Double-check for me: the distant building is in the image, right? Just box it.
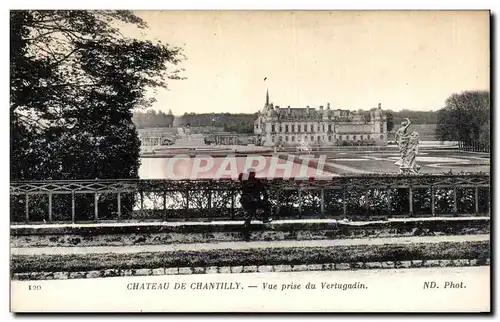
[138,126,245,146]
[138,127,177,146]
[254,90,388,146]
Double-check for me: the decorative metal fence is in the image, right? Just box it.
[10,173,490,224]
[459,141,490,153]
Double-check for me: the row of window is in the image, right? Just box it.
[271,123,334,133]
[269,123,385,134]
[271,134,385,143]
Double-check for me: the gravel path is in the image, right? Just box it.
[11,234,490,256]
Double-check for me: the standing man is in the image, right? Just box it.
[239,168,272,241]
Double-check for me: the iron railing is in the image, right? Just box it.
[10,173,490,224]
[459,141,490,153]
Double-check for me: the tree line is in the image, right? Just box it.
[179,112,257,134]
[389,110,439,125]
[133,109,175,128]
[435,90,490,150]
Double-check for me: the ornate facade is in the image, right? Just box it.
[254,90,388,146]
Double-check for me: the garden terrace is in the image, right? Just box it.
[10,173,490,224]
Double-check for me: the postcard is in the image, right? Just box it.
[10,9,490,313]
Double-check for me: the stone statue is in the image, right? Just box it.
[395,118,411,149]
[394,118,420,174]
[405,132,421,173]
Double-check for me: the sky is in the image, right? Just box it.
[121,10,490,115]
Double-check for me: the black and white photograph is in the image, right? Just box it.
[9,9,491,312]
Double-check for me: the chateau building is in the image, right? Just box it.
[254,90,388,146]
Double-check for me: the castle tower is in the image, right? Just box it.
[371,102,387,146]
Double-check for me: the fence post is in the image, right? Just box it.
[343,186,347,216]
[25,194,29,223]
[408,186,413,216]
[475,186,479,214]
[453,186,457,215]
[320,188,325,217]
[94,193,99,221]
[431,186,435,217]
[48,193,53,222]
[231,189,235,219]
[297,187,302,218]
[163,191,167,221]
[276,188,281,217]
[117,192,121,219]
[71,192,76,223]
